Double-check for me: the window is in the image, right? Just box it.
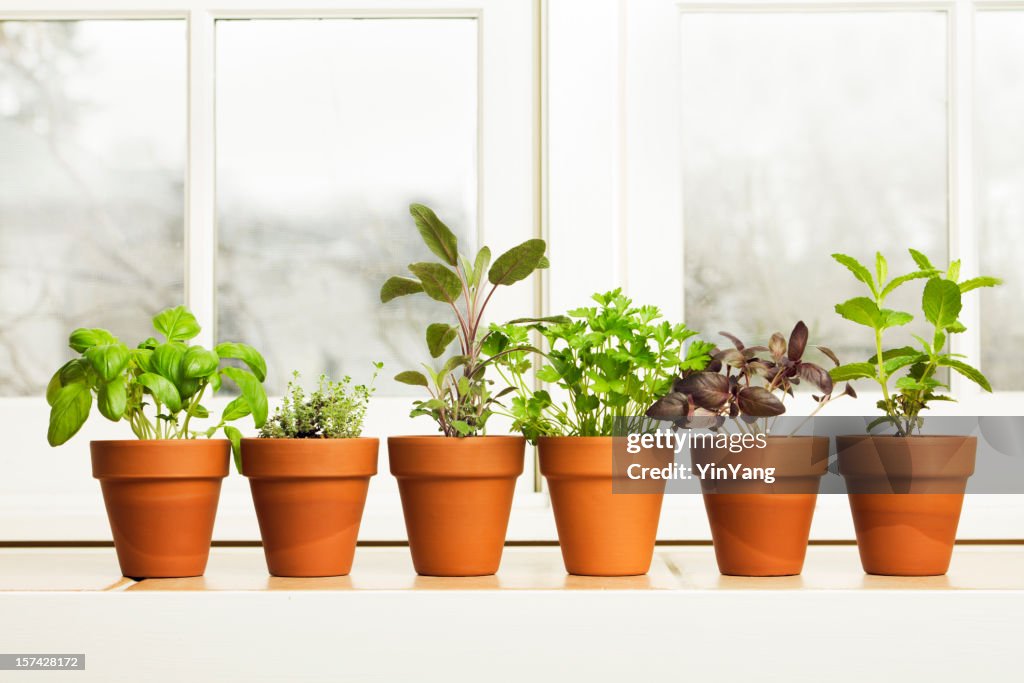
[976,10,1024,391]
[677,12,948,363]
[0,20,185,396]
[216,18,478,394]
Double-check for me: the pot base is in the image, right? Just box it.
[704,494,818,577]
[848,493,965,576]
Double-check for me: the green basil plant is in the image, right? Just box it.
[46,306,269,466]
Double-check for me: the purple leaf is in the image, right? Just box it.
[788,321,809,361]
[769,333,786,360]
[718,331,745,351]
[677,372,731,411]
[798,362,834,395]
[816,345,841,367]
[736,386,786,417]
[646,392,691,420]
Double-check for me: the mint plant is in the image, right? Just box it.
[646,322,854,434]
[380,204,550,437]
[829,249,1002,435]
[259,366,381,439]
[492,289,713,440]
[46,306,269,466]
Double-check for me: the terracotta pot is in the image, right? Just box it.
[388,436,524,577]
[691,436,828,577]
[539,436,670,577]
[242,438,378,577]
[837,435,976,576]
[91,440,228,579]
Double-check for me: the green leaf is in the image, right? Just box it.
[832,253,877,297]
[47,382,93,447]
[473,247,491,288]
[152,306,201,342]
[947,259,961,281]
[222,396,251,422]
[489,239,547,286]
[408,263,462,304]
[537,256,550,269]
[959,276,1002,293]
[46,359,87,406]
[880,270,937,299]
[875,252,888,287]
[880,310,914,329]
[222,367,268,427]
[835,297,883,328]
[68,328,117,354]
[830,363,878,382]
[188,404,210,419]
[426,323,458,358]
[225,426,244,474]
[409,203,459,266]
[380,276,425,303]
[152,342,186,383]
[395,370,430,387]
[451,420,472,436]
[183,347,220,379]
[883,355,926,374]
[922,278,962,329]
[440,355,470,378]
[137,373,182,412]
[84,343,130,383]
[939,358,992,392]
[97,376,127,422]
[214,343,267,382]
[909,248,935,271]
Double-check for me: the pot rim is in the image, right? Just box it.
[241,436,379,444]
[90,438,230,446]
[387,434,525,443]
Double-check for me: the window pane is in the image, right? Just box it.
[216,19,477,393]
[0,21,185,396]
[679,13,947,361]
[976,12,1024,390]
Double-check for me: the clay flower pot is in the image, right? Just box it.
[837,435,976,576]
[242,438,378,577]
[691,436,828,577]
[91,439,229,579]
[388,436,524,576]
[539,436,670,576]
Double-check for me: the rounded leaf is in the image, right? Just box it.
[153,306,201,342]
[98,376,128,422]
[488,239,547,286]
[735,386,786,417]
[222,367,268,427]
[214,342,267,382]
[47,382,93,446]
[84,343,131,383]
[380,276,425,303]
[183,347,220,379]
[137,372,182,412]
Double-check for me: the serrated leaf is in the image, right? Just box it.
[876,252,888,287]
[832,253,877,296]
[408,262,462,304]
[394,370,429,387]
[426,323,458,358]
[835,297,883,328]
[409,203,459,266]
[922,278,962,329]
[940,358,992,392]
[488,239,547,286]
[880,270,938,299]
[959,276,1002,293]
[881,309,914,329]
[153,305,201,342]
[883,355,926,374]
[137,373,182,412]
[909,248,935,270]
[380,276,424,303]
[214,342,267,382]
[830,362,877,382]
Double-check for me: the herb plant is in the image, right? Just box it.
[492,289,714,440]
[646,321,853,434]
[829,249,1001,436]
[259,366,381,439]
[46,306,269,465]
[380,204,551,437]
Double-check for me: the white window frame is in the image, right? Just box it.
[545,0,1024,539]
[0,0,549,542]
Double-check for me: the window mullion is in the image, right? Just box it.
[948,0,980,398]
[185,9,217,348]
